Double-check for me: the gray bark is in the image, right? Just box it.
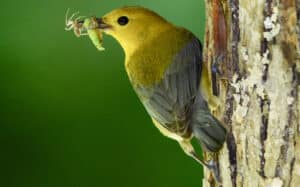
[203,0,300,186]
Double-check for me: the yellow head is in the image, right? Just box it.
[98,6,173,56]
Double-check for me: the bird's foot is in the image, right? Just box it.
[206,159,222,185]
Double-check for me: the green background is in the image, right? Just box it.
[0,0,206,186]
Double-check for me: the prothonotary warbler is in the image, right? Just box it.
[67,6,228,182]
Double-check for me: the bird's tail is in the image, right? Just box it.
[190,98,227,152]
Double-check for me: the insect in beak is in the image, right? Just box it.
[65,9,105,51]
[65,8,86,37]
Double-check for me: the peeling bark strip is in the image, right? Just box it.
[211,0,228,96]
[224,91,237,187]
[226,132,237,187]
[295,16,300,135]
[202,0,300,186]
[260,0,273,82]
[258,0,273,178]
[288,157,296,187]
[229,0,240,75]
[275,65,299,183]
[259,97,270,178]
[222,0,240,186]
[297,0,300,44]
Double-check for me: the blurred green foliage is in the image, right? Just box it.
[0,0,205,186]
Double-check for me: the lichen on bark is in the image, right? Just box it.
[202,0,300,186]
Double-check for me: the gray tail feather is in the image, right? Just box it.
[190,108,227,152]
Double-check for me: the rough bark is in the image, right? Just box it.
[203,0,300,186]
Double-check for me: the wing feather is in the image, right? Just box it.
[135,37,202,135]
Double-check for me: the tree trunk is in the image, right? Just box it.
[202,0,300,186]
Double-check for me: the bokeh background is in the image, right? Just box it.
[0,0,206,186]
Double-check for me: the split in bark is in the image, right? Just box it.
[202,0,300,186]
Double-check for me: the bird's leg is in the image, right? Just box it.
[204,152,222,185]
[179,140,222,184]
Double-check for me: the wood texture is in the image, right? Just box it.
[203,0,300,186]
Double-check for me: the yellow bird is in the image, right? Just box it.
[96,6,227,180]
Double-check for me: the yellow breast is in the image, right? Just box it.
[125,27,194,87]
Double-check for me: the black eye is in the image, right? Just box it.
[117,16,129,26]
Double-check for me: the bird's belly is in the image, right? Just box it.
[151,118,188,141]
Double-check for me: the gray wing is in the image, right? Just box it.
[135,37,203,136]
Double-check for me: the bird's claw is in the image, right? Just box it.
[206,160,222,185]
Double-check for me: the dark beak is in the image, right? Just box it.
[96,18,111,29]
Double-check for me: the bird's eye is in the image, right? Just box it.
[117,16,129,26]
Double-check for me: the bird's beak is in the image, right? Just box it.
[96,18,111,29]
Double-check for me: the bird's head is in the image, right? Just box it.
[97,6,173,56]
